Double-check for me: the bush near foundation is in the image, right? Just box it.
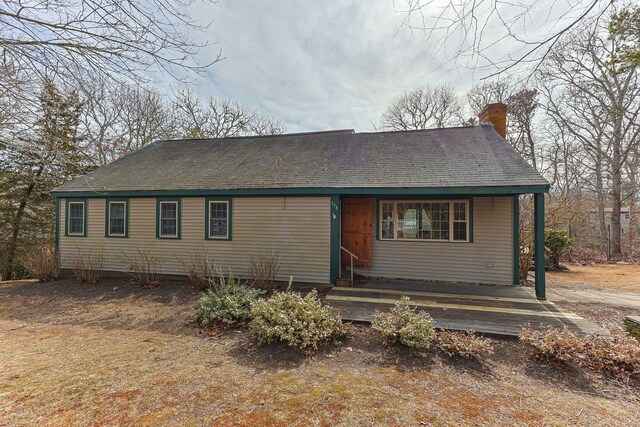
[179,249,213,291]
[249,288,345,350]
[72,248,104,284]
[126,250,162,287]
[372,297,436,350]
[196,269,264,325]
[20,245,59,282]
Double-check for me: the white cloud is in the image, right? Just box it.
[181,0,474,132]
[170,0,599,132]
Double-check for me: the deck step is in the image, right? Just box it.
[326,294,583,319]
[335,278,352,287]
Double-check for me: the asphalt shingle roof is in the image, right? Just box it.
[53,125,549,194]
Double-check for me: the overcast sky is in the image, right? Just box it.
[180,0,600,133]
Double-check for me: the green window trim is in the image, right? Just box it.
[55,198,60,254]
[105,198,129,238]
[156,197,182,239]
[64,198,88,237]
[205,197,233,240]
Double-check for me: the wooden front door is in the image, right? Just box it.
[341,198,373,267]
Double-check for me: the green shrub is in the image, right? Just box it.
[195,269,264,325]
[249,289,345,350]
[436,330,494,359]
[372,297,436,350]
[545,230,572,270]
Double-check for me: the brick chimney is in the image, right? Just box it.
[478,103,507,139]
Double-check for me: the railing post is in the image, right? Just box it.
[350,255,354,287]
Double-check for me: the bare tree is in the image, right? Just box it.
[393,0,610,76]
[172,87,285,138]
[467,79,511,113]
[507,89,539,171]
[381,84,463,130]
[78,78,175,165]
[466,79,540,170]
[539,16,640,257]
[0,0,221,94]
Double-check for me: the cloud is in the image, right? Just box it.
[182,0,474,132]
[175,0,590,132]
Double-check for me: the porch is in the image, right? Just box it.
[325,279,607,337]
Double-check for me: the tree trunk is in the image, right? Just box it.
[629,193,637,258]
[595,156,607,254]
[2,165,44,280]
[611,161,623,257]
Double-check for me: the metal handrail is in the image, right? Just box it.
[339,246,359,286]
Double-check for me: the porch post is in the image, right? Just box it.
[329,195,341,284]
[513,195,520,285]
[534,192,546,299]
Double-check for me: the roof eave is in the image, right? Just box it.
[51,184,550,198]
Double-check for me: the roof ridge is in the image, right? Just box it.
[155,129,355,144]
[356,125,481,136]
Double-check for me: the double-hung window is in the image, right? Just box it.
[379,200,470,242]
[67,201,86,236]
[157,199,180,238]
[206,198,231,240]
[208,201,229,239]
[106,200,127,237]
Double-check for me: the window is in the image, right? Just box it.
[158,200,179,238]
[205,197,232,240]
[381,202,394,239]
[107,201,127,237]
[208,201,229,239]
[453,201,467,241]
[379,200,470,242]
[68,201,85,236]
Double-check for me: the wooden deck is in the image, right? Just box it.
[325,279,608,337]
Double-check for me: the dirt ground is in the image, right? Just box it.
[1,278,638,426]
[548,263,640,293]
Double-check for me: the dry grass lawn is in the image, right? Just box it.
[1,279,639,426]
[548,263,640,293]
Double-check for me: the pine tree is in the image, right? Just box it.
[1,78,88,280]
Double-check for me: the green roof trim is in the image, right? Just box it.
[52,185,549,199]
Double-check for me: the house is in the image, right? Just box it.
[51,103,550,298]
[589,207,635,235]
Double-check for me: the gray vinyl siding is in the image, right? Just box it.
[58,197,331,283]
[354,197,513,285]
